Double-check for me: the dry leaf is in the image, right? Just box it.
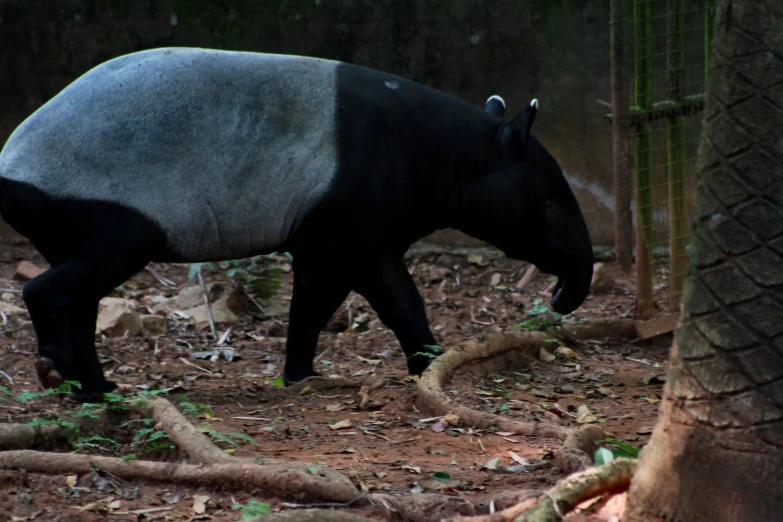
[538,346,556,362]
[467,254,488,266]
[442,412,460,426]
[576,405,598,424]
[431,421,446,433]
[329,420,353,430]
[554,345,582,361]
[107,500,122,510]
[508,451,528,465]
[402,464,422,474]
[490,273,502,287]
[483,458,501,471]
[325,403,342,412]
[65,475,78,488]
[192,494,210,514]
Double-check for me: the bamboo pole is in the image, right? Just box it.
[666,0,687,313]
[611,0,633,274]
[633,0,655,319]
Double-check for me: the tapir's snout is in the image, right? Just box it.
[544,221,594,316]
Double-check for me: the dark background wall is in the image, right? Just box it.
[0,0,616,247]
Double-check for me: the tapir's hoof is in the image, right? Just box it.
[34,355,64,390]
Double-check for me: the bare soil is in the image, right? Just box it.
[0,237,671,521]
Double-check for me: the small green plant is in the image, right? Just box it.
[189,252,292,300]
[0,385,11,399]
[231,499,272,520]
[515,299,562,331]
[409,344,444,361]
[132,425,175,455]
[197,422,259,449]
[594,438,641,464]
[16,380,80,403]
[178,397,215,418]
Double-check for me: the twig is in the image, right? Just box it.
[179,357,213,374]
[0,288,22,294]
[470,307,494,326]
[314,344,333,362]
[362,430,391,442]
[197,265,217,339]
[145,266,176,287]
[246,291,269,317]
[0,369,13,384]
[0,370,14,384]
[280,492,368,510]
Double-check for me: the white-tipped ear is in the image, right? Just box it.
[484,95,506,118]
[488,95,506,108]
[530,98,539,110]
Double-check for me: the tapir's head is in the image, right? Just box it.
[453,95,593,315]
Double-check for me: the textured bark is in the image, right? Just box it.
[623,1,783,520]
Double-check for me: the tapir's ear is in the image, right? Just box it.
[484,95,506,118]
[504,98,538,150]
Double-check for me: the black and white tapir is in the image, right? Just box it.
[0,48,593,402]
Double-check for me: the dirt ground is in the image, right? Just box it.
[0,237,672,521]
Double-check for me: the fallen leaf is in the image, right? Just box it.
[402,464,422,474]
[329,420,352,430]
[443,412,460,426]
[576,405,598,424]
[192,495,210,514]
[65,475,78,488]
[483,458,501,471]
[375,471,387,479]
[637,426,654,435]
[538,346,556,362]
[107,500,122,510]
[490,273,502,287]
[554,345,582,361]
[325,403,343,412]
[431,421,446,433]
[467,254,488,267]
[508,451,528,465]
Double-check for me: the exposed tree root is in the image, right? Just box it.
[261,510,381,522]
[552,425,608,474]
[0,421,67,451]
[512,457,636,522]
[446,457,636,522]
[285,374,384,395]
[416,320,636,440]
[0,397,360,503]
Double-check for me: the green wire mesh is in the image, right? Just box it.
[620,0,712,314]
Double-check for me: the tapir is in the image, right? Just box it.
[0,47,593,402]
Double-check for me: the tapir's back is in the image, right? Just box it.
[0,48,341,261]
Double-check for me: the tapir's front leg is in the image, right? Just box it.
[282,259,352,385]
[354,255,441,375]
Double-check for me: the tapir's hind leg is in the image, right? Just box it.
[283,258,352,385]
[23,237,153,402]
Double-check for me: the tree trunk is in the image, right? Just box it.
[622,1,783,521]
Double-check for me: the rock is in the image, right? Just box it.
[179,295,240,331]
[14,260,45,281]
[174,283,227,310]
[0,301,27,315]
[96,297,143,337]
[590,262,614,294]
[141,314,167,336]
